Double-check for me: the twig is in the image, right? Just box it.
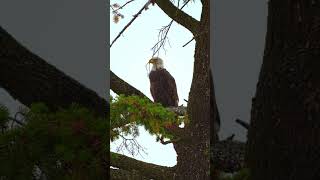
[110,0,152,48]
[150,0,191,56]
[182,30,209,47]
[151,20,173,56]
[182,37,195,47]
[117,134,147,157]
[235,118,250,130]
[112,0,136,12]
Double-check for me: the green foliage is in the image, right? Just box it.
[110,95,183,142]
[0,103,108,180]
[219,168,250,180]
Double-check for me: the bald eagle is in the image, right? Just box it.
[148,57,179,107]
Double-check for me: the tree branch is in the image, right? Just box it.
[111,0,136,12]
[235,119,250,130]
[110,0,152,47]
[110,168,149,180]
[110,71,150,100]
[155,0,199,34]
[0,26,108,117]
[111,152,175,179]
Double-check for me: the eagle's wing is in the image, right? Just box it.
[162,69,179,106]
[150,81,156,101]
[149,69,179,107]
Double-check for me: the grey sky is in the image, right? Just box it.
[212,0,268,141]
[0,0,108,114]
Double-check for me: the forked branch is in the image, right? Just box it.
[155,0,199,34]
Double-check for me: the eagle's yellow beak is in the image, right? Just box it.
[148,59,155,64]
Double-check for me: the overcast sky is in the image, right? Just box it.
[212,0,268,141]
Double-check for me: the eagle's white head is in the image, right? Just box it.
[148,57,164,71]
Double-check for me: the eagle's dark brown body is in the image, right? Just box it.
[149,68,178,107]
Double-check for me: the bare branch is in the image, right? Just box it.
[116,134,147,157]
[182,29,209,47]
[110,1,152,47]
[155,0,199,34]
[111,0,136,12]
[151,20,173,57]
[110,152,175,179]
[182,36,195,47]
[151,0,196,56]
[235,119,250,130]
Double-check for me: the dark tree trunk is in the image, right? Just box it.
[0,26,108,117]
[172,1,213,179]
[247,1,320,179]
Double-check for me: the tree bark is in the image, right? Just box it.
[111,71,149,100]
[0,26,108,117]
[170,1,212,179]
[247,1,320,179]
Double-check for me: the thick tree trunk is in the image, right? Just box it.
[247,1,320,179]
[172,1,212,179]
[0,26,108,117]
